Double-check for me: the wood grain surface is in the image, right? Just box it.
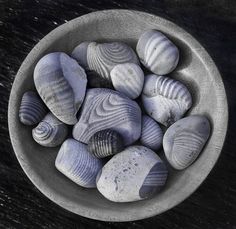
[0,0,236,228]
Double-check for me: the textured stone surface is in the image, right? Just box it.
[2,1,235,228]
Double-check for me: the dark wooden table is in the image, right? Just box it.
[1,0,236,228]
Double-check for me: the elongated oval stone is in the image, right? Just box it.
[142,74,192,126]
[110,63,144,99]
[19,91,47,125]
[32,112,68,147]
[55,138,103,188]
[87,42,139,81]
[140,115,163,150]
[72,88,141,146]
[136,30,179,75]
[163,115,211,170]
[88,129,124,158]
[34,52,87,125]
[96,145,168,202]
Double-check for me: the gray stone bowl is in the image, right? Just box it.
[8,10,228,221]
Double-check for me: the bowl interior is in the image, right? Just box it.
[8,10,228,221]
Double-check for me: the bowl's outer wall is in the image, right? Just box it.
[8,10,228,222]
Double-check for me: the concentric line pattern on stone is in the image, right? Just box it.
[87,42,139,81]
[139,162,168,198]
[32,113,68,147]
[19,91,47,125]
[73,88,141,146]
[136,30,179,75]
[163,115,211,170]
[140,115,163,150]
[88,129,124,158]
[55,139,103,188]
[110,63,144,99]
[34,52,87,125]
[142,74,192,126]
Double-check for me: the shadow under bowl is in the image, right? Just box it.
[8,10,228,222]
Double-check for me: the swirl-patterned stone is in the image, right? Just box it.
[96,145,168,202]
[55,138,104,188]
[142,74,192,126]
[19,91,48,125]
[32,112,68,147]
[163,115,211,170]
[88,129,124,158]
[136,29,179,75]
[34,52,87,125]
[87,42,139,81]
[72,88,141,146]
[140,115,163,150]
[110,63,144,99]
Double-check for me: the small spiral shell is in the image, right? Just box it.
[163,115,211,170]
[142,74,192,126]
[19,91,47,125]
[55,138,104,188]
[32,113,68,147]
[88,129,124,158]
[87,42,139,81]
[137,30,179,75]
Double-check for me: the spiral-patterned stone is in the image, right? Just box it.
[88,129,124,158]
[87,42,139,81]
[110,63,144,99]
[140,115,163,151]
[163,115,211,170]
[136,30,179,75]
[72,88,142,146]
[142,74,192,126]
[32,112,68,147]
[55,138,104,188]
[96,145,168,202]
[19,91,47,125]
[34,52,87,125]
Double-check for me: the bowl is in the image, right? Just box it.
[8,10,228,221]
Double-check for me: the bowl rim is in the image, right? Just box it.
[8,9,229,222]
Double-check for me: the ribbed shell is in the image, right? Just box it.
[110,63,144,99]
[96,145,168,202]
[87,42,139,81]
[55,138,103,188]
[136,30,179,75]
[34,52,87,125]
[140,115,163,150]
[142,74,192,126]
[32,113,68,147]
[71,41,90,69]
[19,91,47,125]
[88,129,124,158]
[163,115,210,170]
[87,70,113,89]
[72,88,141,146]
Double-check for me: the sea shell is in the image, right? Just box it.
[142,74,192,126]
[71,41,90,69]
[87,42,139,81]
[110,63,144,99]
[32,112,68,147]
[34,52,87,125]
[163,115,210,170]
[72,88,141,146]
[140,115,163,150]
[96,145,168,202]
[87,70,113,88]
[88,129,124,158]
[136,30,179,75]
[55,138,103,188]
[19,91,47,125]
